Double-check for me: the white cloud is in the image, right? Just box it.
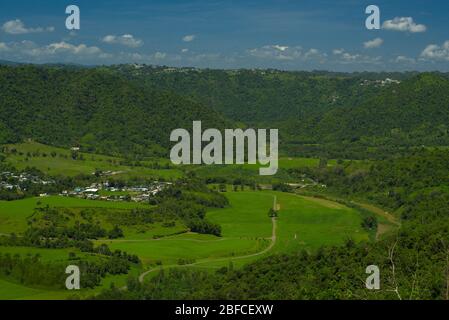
[1,19,54,35]
[364,38,383,49]
[43,42,102,55]
[0,42,10,52]
[332,48,345,55]
[181,48,189,53]
[332,48,381,64]
[102,34,143,48]
[394,56,416,64]
[7,40,101,58]
[420,41,449,61]
[153,52,167,60]
[182,35,196,42]
[273,45,289,52]
[333,48,359,61]
[382,17,426,33]
[0,40,109,64]
[304,48,326,60]
[249,45,326,62]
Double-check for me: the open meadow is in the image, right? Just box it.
[3,142,182,180]
[0,189,379,299]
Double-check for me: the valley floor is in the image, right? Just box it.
[0,190,385,299]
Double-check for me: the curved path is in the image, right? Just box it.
[138,216,277,283]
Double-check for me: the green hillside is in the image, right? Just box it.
[0,65,229,157]
[1,65,448,159]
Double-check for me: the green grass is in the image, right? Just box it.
[3,141,182,179]
[0,190,372,299]
[0,278,67,300]
[0,265,138,301]
[208,192,273,238]
[0,246,140,300]
[107,191,370,270]
[97,237,268,265]
[269,192,369,252]
[0,246,94,262]
[96,191,274,266]
[278,157,342,169]
[0,196,150,234]
[122,223,188,240]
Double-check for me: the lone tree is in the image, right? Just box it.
[268,208,278,218]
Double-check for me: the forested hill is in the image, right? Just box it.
[112,65,388,123]
[0,65,229,156]
[0,63,448,158]
[283,73,449,147]
[111,65,449,157]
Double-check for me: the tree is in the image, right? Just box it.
[268,208,278,218]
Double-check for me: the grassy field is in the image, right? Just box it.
[0,190,375,299]
[0,246,94,262]
[0,196,150,234]
[97,192,273,265]
[191,157,347,185]
[270,192,368,252]
[0,278,66,300]
[102,191,370,272]
[3,141,182,179]
[3,142,353,183]
[0,245,138,300]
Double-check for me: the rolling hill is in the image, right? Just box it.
[0,65,229,157]
[0,64,448,159]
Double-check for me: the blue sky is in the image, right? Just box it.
[0,0,448,71]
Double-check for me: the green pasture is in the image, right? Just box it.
[269,192,369,252]
[0,190,374,299]
[0,196,149,234]
[3,142,182,179]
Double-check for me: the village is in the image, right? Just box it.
[0,171,55,191]
[59,181,172,203]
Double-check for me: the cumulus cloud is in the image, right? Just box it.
[382,17,426,33]
[272,45,289,52]
[153,52,167,60]
[332,48,381,64]
[1,19,54,35]
[364,38,383,49]
[0,42,10,52]
[182,35,196,42]
[102,34,143,48]
[394,56,416,64]
[0,40,105,63]
[249,45,326,62]
[41,42,102,56]
[420,41,449,61]
[332,49,345,55]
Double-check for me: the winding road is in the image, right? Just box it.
[137,216,277,283]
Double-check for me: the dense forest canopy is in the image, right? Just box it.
[0,64,448,159]
[0,65,228,157]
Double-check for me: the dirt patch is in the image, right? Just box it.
[376,223,393,240]
[354,202,399,226]
[298,195,345,209]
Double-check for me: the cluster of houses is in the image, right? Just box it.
[0,171,54,191]
[60,181,172,203]
[360,78,401,87]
